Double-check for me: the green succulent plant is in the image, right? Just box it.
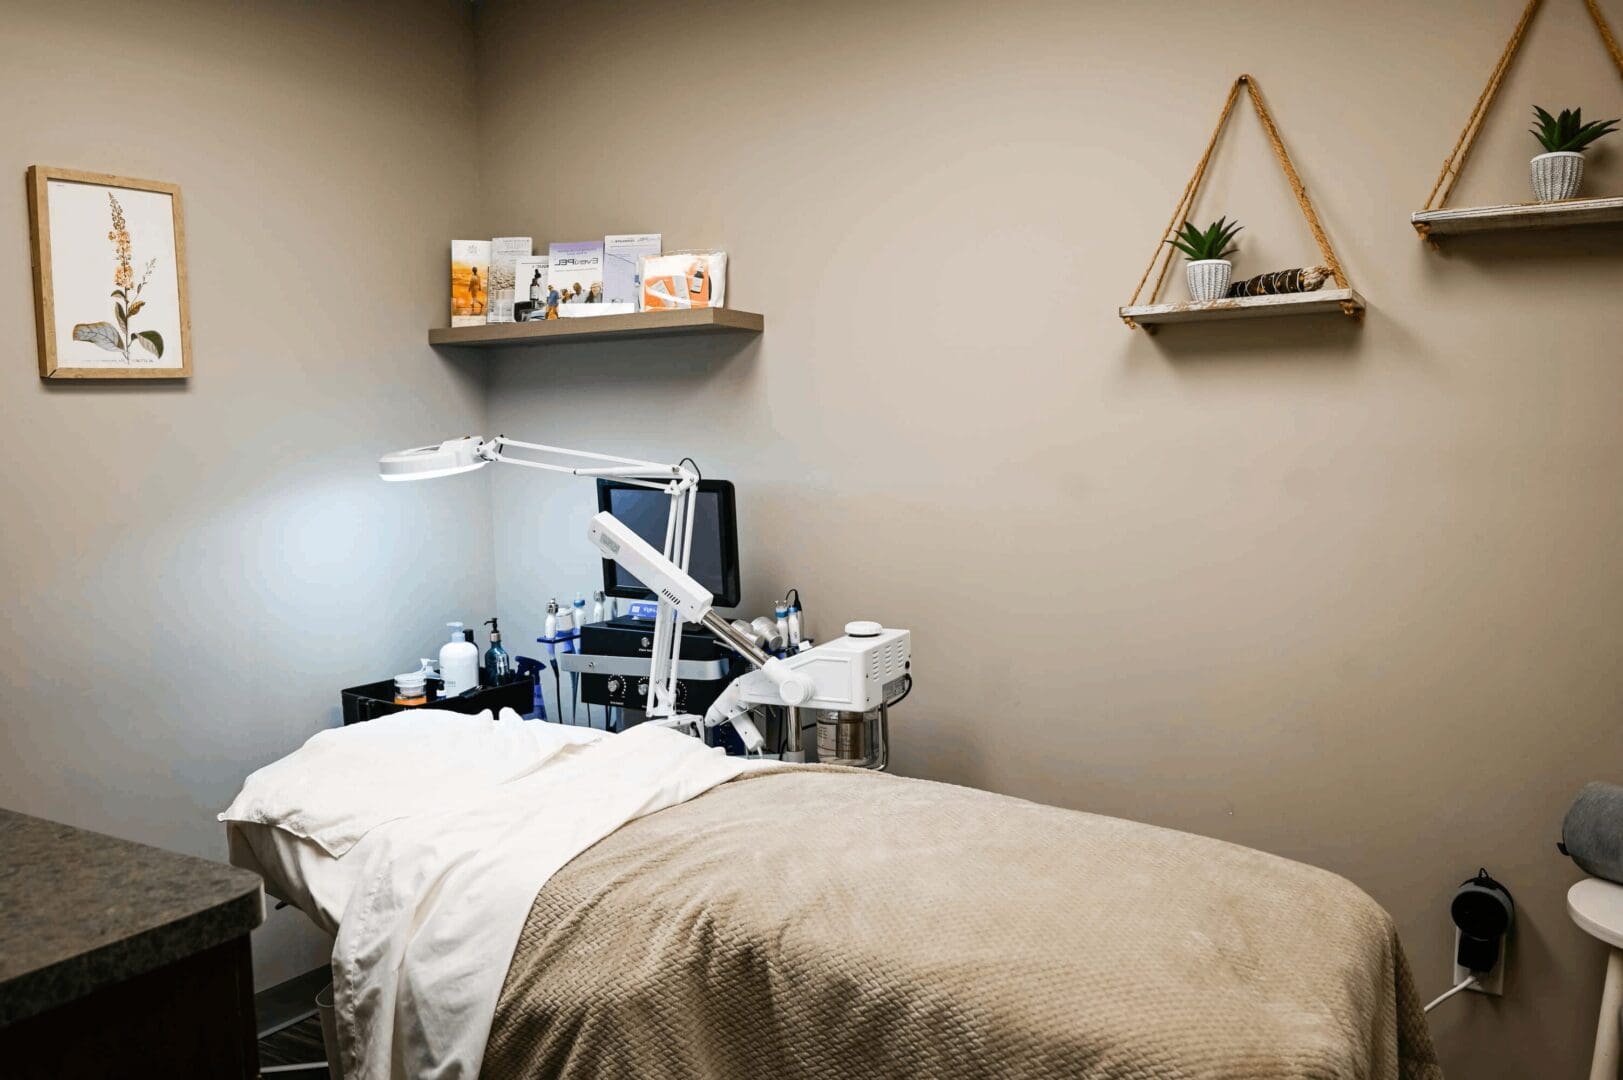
[1530,106,1619,153]
[1166,217,1242,262]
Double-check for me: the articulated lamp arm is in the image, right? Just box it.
[380,435,826,749]
[380,435,703,721]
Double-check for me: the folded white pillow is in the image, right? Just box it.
[219,708,603,856]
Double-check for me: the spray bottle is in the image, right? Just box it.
[591,589,606,624]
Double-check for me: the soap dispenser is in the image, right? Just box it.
[484,618,513,682]
[439,622,480,696]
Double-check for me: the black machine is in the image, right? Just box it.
[571,478,748,743]
[577,618,741,717]
[597,478,740,607]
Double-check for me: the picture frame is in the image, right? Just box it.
[26,166,192,380]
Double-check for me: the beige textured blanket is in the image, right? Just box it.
[486,767,1441,1080]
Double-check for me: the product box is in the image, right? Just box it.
[511,254,549,322]
[450,240,491,327]
[486,237,533,324]
[546,241,606,315]
[604,234,661,308]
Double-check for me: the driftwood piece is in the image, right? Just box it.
[1225,266,1330,297]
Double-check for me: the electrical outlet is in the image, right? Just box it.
[1453,929,1505,996]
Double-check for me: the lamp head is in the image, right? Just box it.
[379,436,489,482]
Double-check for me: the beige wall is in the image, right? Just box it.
[0,0,493,988]
[474,1,1623,1074]
[4,0,1621,1066]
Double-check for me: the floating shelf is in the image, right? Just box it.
[1119,288,1365,331]
[428,307,764,349]
[1411,196,1623,238]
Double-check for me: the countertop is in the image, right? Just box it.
[0,807,263,1026]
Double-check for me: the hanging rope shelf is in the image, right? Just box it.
[1411,0,1623,241]
[1120,74,1365,332]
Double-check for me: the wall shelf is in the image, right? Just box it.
[1119,288,1365,331]
[1120,75,1365,334]
[1411,196,1623,238]
[428,307,764,349]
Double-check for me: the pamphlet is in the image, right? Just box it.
[604,234,661,309]
[544,241,606,318]
[450,240,491,327]
[487,237,533,323]
[512,254,549,322]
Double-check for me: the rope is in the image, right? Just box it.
[1124,74,1354,323]
[1243,76,1349,292]
[1422,0,1541,215]
[1420,0,1623,225]
[1587,0,1623,76]
[1127,77,1243,315]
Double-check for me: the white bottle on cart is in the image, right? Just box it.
[439,622,480,696]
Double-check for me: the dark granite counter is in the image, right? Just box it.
[0,807,263,1027]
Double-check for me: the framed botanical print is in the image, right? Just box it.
[27,166,192,379]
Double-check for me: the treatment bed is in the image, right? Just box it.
[224,711,1441,1080]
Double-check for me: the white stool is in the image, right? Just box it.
[1569,878,1623,1080]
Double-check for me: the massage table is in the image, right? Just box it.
[228,734,1441,1080]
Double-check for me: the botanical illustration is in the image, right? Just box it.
[72,193,164,362]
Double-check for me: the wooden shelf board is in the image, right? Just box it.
[428,307,763,349]
[1120,288,1364,329]
[1411,196,1623,237]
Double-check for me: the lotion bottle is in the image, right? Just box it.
[439,622,479,697]
[483,618,513,682]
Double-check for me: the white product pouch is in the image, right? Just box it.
[640,251,727,309]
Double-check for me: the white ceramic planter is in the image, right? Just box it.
[1531,151,1584,203]
[1185,259,1232,302]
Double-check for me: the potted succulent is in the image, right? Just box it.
[1529,106,1618,202]
[1167,217,1242,302]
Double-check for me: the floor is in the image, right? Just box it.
[258,1015,328,1074]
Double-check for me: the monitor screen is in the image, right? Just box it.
[597,479,740,608]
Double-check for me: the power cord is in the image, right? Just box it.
[1423,975,1479,1013]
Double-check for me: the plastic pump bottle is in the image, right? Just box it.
[591,590,606,624]
[440,622,480,696]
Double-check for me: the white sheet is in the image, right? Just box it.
[227,820,381,937]
[219,708,600,856]
[333,722,769,1079]
[221,711,771,1079]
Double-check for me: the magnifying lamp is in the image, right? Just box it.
[377,434,813,746]
[378,437,489,482]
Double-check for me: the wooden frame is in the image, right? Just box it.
[27,166,192,379]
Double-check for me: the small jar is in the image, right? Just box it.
[394,672,428,706]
